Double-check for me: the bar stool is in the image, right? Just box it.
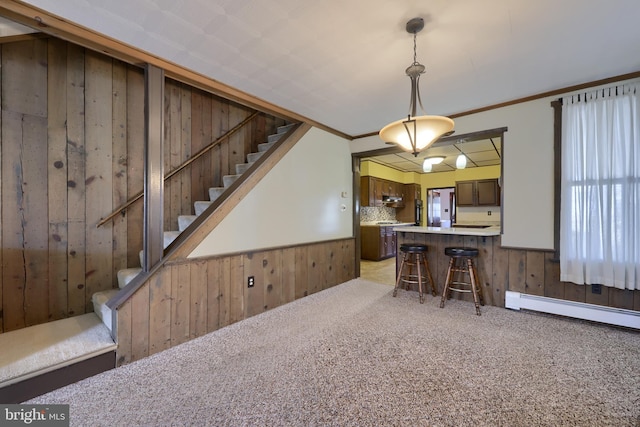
[394,244,437,303]
[440,247,484,315]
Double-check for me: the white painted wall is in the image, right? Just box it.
[189,127,353,258]
[351,100,556,250]
[453,98,555,249]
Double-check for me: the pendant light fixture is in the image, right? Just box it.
[379,17,454,157]
[456,154,467,169]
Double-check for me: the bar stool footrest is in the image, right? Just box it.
[394,246,437,303]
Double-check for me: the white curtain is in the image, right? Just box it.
[560,83,640,290]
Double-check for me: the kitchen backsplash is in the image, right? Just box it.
[361,206,396,223]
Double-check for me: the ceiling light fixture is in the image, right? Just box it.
[379,17,454,157]
[422,156,444,173]
[424,156,445,165]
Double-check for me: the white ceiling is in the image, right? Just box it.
[14,0,640,138]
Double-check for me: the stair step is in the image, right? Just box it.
[92,124,301,333]
[178,215,197,231]
[223,174,241,188]
[277,123,296,134]
[194,200,211,216]
[164,230,180,248]
[247,151,265,163]
[135,230,180,268]
[235,162,254,174]
[117,268,143,289]
[92,289,120,330]
[258,141,276,152]
[209,187,225,202]
[267,133,284,143]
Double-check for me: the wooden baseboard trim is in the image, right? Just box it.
[0,351,116,403]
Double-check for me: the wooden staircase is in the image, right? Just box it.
[91,123,297,331]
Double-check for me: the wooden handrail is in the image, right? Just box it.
[97,111,260,227]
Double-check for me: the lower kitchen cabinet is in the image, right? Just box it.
[361,225,397,261]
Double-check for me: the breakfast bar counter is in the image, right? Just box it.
[393,225,501,237]
[392,225,507,307]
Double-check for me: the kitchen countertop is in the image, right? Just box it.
[393,225,501,236]
[360,221,415,227]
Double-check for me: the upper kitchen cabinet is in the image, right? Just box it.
[360,176,379,206]
[360,176,405,207]
[456,179,500,206]
[404,183,421,201]
[476,179,500,205]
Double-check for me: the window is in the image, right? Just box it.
[559,83,640,290]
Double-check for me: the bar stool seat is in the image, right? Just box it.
[444,247,478,258]
[440,247,484,315]
[394,243,437,303]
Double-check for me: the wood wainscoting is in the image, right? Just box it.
[396,232,640,311]
[115,238,355,365]
[0,36,284,333]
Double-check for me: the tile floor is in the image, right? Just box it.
[359,257,396,286]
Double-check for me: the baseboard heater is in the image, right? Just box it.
[505,291,640,330]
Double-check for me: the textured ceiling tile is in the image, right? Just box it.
[161,0,226,29]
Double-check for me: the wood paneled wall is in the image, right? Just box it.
[115,238,356,365]
[397,232,640,311]
[0,37,283,333]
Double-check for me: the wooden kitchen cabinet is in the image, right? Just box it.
[396,183,421,223]
[360,176,405,207]
[456,181,476,206]
[405,183,421,200]
[476,179,500,205]
[384,226,396,258]
[360,176,378,206]
[389,181,404,199]
[361,225,397,260]
[456,179,500,206]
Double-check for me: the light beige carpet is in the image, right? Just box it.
[0,313,115,387]
[28,279,640,426]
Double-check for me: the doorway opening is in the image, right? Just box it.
[426,187,455,227]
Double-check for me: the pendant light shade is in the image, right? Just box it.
[380,116,455,156]
[379,17,454,157]
[456,154,467,169]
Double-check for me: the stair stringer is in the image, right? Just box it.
[104,122,311,336]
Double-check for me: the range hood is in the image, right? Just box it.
[382,195,404,205]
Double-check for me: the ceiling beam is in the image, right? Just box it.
[353,127,508,159]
